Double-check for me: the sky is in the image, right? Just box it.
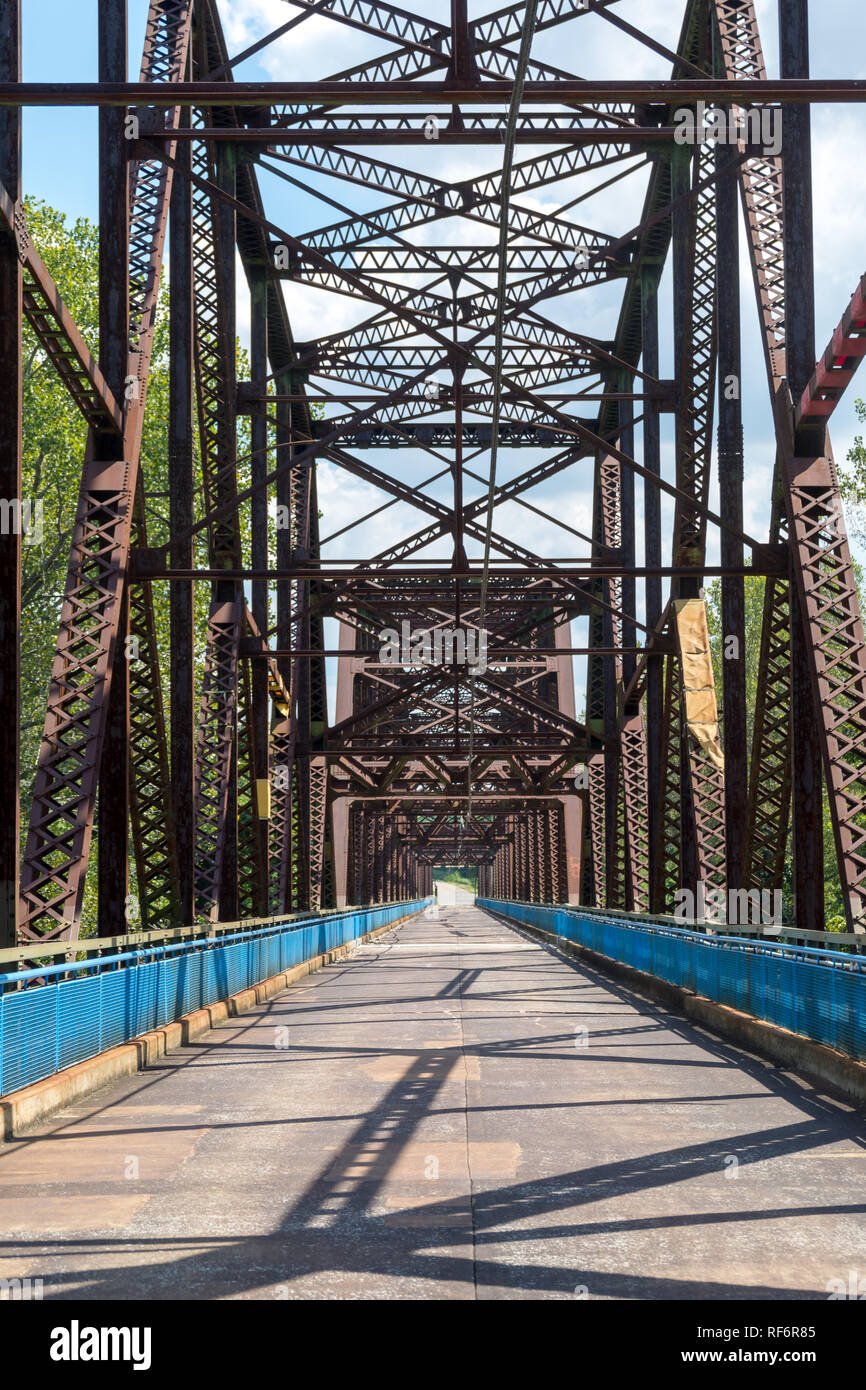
[17,0,866,719]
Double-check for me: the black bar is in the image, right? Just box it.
[250,269,270,912]
[1,78,863,105]
[642,265,663,911]
[97,0,130,937]
[0,0,21,946]
[716,138,747,892]
[169,104,195,924]
[780,0,825,930]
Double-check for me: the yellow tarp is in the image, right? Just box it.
[674,598,724,772]
[255,778,272,820]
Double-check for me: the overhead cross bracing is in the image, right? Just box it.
[2,0,866,943]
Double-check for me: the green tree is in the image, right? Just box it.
[21,200,228,932]
[20,199,327,936]
[841,398,866,543]
[432,867,478,893]
[20,202,116,932]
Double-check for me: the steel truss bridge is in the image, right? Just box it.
[2,0,866,947]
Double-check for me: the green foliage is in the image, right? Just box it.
[21,201,200,932]
[21,202,107,931]
[19,199,329,936]
[842,398,866,543]
[21,202,99,812]
[432,867,478,892]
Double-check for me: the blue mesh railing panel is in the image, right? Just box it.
[0,901,427,1098]
[479,899,866,1063]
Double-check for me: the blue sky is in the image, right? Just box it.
[17,0,866,711]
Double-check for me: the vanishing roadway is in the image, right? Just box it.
[1,905,864,1299]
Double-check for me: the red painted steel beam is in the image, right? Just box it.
[796,274,866,433]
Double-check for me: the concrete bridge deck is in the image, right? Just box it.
[1,905,864,1300]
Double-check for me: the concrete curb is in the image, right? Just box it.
[492,912,866,1110]
[0,911,418,1142]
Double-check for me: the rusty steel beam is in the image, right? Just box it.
[0,184,123,435]
[18,0,193,942]
[169,99,196,925]
[96,0,131,938]
[193,598,242,921]
[711,0,792,899]
[716,141,747,894]
[8,0,866,939]
[3,78,866,106]
[0,0,21,947]
[779,0,824,932]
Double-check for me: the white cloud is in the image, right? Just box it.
[208,0,866,605]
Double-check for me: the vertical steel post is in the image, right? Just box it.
[275,376,294,911]
[642,267,664,910]
[716,137,747,890]
[449,0,478,82]
[553,618,583,904]
[97,0,130,936]
[215,142,239,921]
[671,140,698,897]
[619,380,640,911]
[169,104,195,924]
[0,0,21,946]
[250,269,270,912]
[619,382,636,690]
[779,0,824,929]
[451,354,467,568]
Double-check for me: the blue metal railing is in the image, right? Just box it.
[0,900,429,1097]
[479,899,866,1062]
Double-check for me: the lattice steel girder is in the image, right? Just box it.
[796,274,866,437]
[302,0,603,88]
[19,460,135,940]
[278,246,625,275]
[237,654,268,917]
[192,132,242,570]
[621,708,650,912]
[711,0,791,890]
[0,0,20,949]
[714,0,866,929]
[299,313,612,373]
[783,443,866,928]
[272,138,627,229]
[141,119,681,146]
[193,598,242,921]
[128,500,182,930]
[11,0,866,938]
[671,141,717,571]
[282,252,625,314]
[711,0,786,393]
[0,184,123,434]
[745,565,792,889]
[133,140,760,577]
[269,147,632,260]
[18,0,194,942]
